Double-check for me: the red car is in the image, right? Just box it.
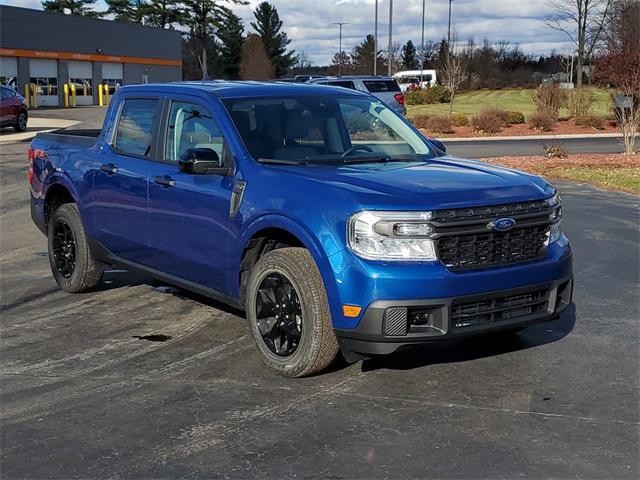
[0,86,28,132]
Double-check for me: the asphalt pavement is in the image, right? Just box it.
[0,109,639,479]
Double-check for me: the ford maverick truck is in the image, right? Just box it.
[29,81,573,377]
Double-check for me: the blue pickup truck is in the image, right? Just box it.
[29,81,573,377]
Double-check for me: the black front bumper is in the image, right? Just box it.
[335,276,573,360]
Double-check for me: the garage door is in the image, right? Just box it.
[69,60,93,106]
[0,57,17,89]
[30,58,59,107]
[102,62,123,95]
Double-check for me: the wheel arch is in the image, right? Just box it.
[43,181,77,232]
[237,215,343,324]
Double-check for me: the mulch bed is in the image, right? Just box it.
[481,153,639,175]
[418,121,620,138]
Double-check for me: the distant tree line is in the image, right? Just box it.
[41,0,296,81]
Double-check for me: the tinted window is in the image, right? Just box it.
[0,87,14,100]
[115,98,159,157]
[327,81,356,90]
[363,80,401,93]
[165,101,225,163]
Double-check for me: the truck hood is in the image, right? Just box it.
[272,156,553,209]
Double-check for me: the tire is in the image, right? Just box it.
[47,203,102,293]
[14,110,27,132]
[246,247,339,377]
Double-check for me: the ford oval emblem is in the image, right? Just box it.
[489,218,516,232]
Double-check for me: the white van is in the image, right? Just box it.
[393,70,437,91]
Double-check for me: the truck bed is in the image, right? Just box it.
[34,129,101,148]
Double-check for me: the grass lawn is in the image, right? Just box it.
[407,87,613,118]
[550,168,640,193]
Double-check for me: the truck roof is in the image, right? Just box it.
[117,80,368,99]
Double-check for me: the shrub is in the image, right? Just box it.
[404,85,451,105]
[507,111,526,124]
[575,114,606,130]
[451,113,469,127]
[471,110,505,134]
[543,144,568,159]
[566,88,594,118]
[532,83,567,115]
[411,114,454,134]
[528,110,558,131]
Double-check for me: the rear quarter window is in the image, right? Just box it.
[114,98,160,157]
[362,80,401,93]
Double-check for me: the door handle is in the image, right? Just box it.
[100,163,118,174]
[153,176,176,188]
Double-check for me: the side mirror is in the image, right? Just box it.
[179,148,231,175]
[429,138,447,153]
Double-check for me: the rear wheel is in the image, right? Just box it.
[14,110,27,132]
[246,247,338,377]
[48,203,102,292]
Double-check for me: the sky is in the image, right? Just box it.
[1,0,574,64]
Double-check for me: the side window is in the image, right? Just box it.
[114,98,159,157]
[165,101,224,163]
[328,81,356,90]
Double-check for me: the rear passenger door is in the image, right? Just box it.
[91,96,161,262]
[144,97,236,295]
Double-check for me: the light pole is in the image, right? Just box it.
[373,0,378,76]
[333,22,348,76]
[420,0,426,86]
[447,0,453,47]
[387,0,394,76]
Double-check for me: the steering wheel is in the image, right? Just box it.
[341,145,374,157]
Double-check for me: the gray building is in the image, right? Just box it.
[0,5,182,107]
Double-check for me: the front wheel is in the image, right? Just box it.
[47,203,102,293]
[246,247,339,377]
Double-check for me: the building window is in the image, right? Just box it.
[30,77,58,96]
[70,78,92,96]
[103,78,122,95]
[0,76,17,90]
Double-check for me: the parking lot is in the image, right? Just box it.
[1,110,638,478]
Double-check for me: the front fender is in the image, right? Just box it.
[238,213,346,327]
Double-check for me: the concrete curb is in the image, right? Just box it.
[0,119,80,144]
[442,133,624,142]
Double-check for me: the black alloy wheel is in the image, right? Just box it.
[52,219,76,279]
[255,272,303,357]
[16,111,27,132]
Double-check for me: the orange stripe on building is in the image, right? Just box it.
[0,48,182,67]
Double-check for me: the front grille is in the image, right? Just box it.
[432,200,553,271]
[436,225,550,270]
[452,288,549,329]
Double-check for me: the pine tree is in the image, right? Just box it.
[251,2,295,78]
[401,40,419,70]
[351,35,385,74]
[105,0,147,23]
[182,0,247,79]
[145,0,185,28]
[42,0,102,17]
[217,10,245,79]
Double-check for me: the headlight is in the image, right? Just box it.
[546,194,563,244]
[347,211,437,260]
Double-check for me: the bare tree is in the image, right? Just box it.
[441,42,468,115]
[560,55,573,82]
[547,0,613,87]
[239,34,275,80]
[595,0,640,154]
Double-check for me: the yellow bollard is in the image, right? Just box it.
[31,84,38,109]
[24,84,30,108]
[98,84,104,106]
[64,83,69,107]
[104,84,109,105]
[70,84,76,107]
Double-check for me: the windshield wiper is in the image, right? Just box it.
[257,158,307,165]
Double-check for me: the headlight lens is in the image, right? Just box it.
[347,211,437,260]
[546,194,563,244]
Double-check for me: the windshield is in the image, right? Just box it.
[223,95,435,165]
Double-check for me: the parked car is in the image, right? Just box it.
[0,86,28,132]
[307,76,406,115]
[29,81,573,377]
[393,70,437,91]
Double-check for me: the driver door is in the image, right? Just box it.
[144,98,236,295]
